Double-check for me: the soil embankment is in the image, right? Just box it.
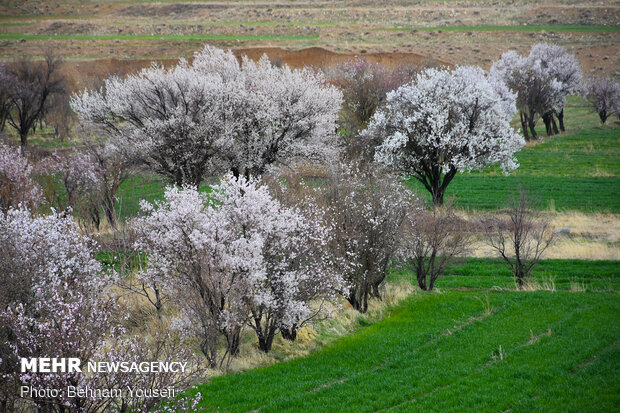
[60,47,449,90]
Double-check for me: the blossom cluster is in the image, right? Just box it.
[369,66,524,175]
[0,142,42,212]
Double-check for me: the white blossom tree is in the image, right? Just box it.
[529,43,582,133]
[490,50,564,140]
[582,76,620,124]
[367,66,524,205]
[72,46,342,186]
[133,175,342,362]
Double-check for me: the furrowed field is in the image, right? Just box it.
[192,287,619,412]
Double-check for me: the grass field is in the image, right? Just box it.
[408,99,620,212]
[408,176,620,212]
[190,278,620,412]
[439,258,620,291]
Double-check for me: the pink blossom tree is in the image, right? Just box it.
[368,66,524,205]
[133,175,343,362]
[0,207,202,412]
[0,143,42,212]
[0,207,111,411]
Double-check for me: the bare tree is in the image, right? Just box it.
[46,91,75,141]
[100,227,166,320]
[483,189,555,288]
[401,203,471,291]
[327,57,411,161]
[83,135,134,229]
[0,65,14,132]
[6,50,66,148]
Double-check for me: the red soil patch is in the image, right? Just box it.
[60,47,448,91]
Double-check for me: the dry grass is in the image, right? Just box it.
[569,279,588,292]
[466,211,620,260]
[521,275,557,292]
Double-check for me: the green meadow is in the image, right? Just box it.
[191,272,620,412]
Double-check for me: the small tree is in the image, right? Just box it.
[6,50,66,148]
[368,66,524,205]
[327,57,411,160]
[490,50,564,140]
[0,142,42,212]
[45,150,99,209]
[582,76,620,124]
[483,189,555,289]
[529,43,582,133]
[83,135,134,229]
[313,165,414,313]
[401,203,471,291]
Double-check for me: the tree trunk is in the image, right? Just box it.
[551,115,559,134]
[103,195,117,230]
[527,113,539,140]
[281,325,298,341]
[201,337,218,368]
[431,188,445,206]
[371,281,382,299]
[599,110,608,124]
[226,328,241,357]
[20,131,28,148]
[347,283,369,313]
[520,111,530,141]
[556,109,565,132]
[542,113,553,137]
[257,327,277,353]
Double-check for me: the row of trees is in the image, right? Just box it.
[0,42,602,411]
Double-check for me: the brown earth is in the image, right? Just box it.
[60,47,448,91]
[1,0,619,84]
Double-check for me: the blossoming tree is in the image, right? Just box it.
[582,76,620,124]
[528,43,582,133]
[0,143,42,212]
[71,46,342,186]
[133,175,343,364]
[367,66,524,205]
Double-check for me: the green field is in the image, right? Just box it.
[191,273,620,412]
[408,102,620,212]
[440,258,620,291]
[408,175,620,212]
